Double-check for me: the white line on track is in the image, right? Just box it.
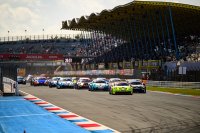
[0,99,25,102]
[0,113,52,119]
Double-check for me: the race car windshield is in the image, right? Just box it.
[111,79,121,82]
[38,78,46,80]
[52,77,59,80]
[81,79,90,82]
[130,82,141,85]
[95,80,106,83]
[62,79,71,81]
[117,83,129,86]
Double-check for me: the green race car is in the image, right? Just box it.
[109,81,133,95]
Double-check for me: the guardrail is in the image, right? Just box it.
[146,80,200,89]
[3,77,19,95]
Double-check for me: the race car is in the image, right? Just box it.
[48,77,61,88]
[17,76,26,84]
[33,77,48,86]
[109,81,133,95]
[56,77,74,89]
[77,77,91,89]
[127,79,146,93]
[88,79,109,91]
[108,78,121,87]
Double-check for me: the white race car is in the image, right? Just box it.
[56,77,74,89]
[48,77,61,88]
[127,79,146,93]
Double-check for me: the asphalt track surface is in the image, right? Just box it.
[20,84,200,133]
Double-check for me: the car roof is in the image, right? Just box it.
[114,81,129,85]
[109,78,120,80]
[127,79,141,82]
[79,77,90,80]
[60,77,71,79]
[17,76,23,78]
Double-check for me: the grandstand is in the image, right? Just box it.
[61,1,200,81]
[62,1,200,63]
[0,35,81,55]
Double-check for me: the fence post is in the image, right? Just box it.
[15,82,19,96]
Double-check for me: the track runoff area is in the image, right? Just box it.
[19,83,200,133]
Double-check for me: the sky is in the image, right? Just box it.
[0,0,199,37]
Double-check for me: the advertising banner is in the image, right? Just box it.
[98,63,105,69]
[111,63,118,69]
[55,69,134,76]
[123,62,132,69]
[0,54,63,60]
[17,68,26,76]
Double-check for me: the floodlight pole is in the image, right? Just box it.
[8,31,10,41]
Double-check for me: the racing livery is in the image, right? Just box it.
[77,77,91,89]
[109,81,133,95]
[128,79,146,93]
[56,77,74,89]
[89,79,109,91]
[48,77,61,88]
[33,77,48,86]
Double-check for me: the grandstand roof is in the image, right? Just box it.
[62,1,200,36]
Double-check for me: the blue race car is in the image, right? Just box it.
[33,77,48,86]
[88,79,109,91]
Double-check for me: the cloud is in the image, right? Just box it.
[1,0,198,38]
[59,0,132,19]
[0,3,41,36]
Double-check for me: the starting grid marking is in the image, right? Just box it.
[21,91,120,133]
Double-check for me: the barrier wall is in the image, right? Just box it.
[54,69,134,76]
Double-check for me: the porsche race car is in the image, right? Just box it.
[128,79,146,93]
[109,81,133,95]
[48,77,61,88]
[88,79,109,91]
[33,77,48,86]
[56,77,74,89]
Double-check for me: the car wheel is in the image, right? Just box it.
[57,85,61,89]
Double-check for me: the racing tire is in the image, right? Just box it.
[130,91,133,95]
[57,85,61,89]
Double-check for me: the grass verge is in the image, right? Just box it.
[147,86,200,96]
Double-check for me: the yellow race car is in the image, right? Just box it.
[109,81,133,95]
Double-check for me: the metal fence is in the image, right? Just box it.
[146,80,200,89]
[0,34,75,42]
